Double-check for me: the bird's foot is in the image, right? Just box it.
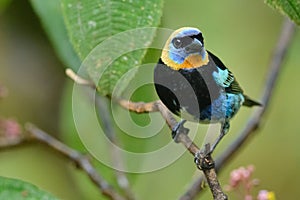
[172,119,189,143]
[194,121,229,169]
[194,143,215,170]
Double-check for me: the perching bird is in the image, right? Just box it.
[154,27,261,154]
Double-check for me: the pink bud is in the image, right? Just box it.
[229,169,242,187]
[0,119,21,138]
[241,166,254,180]
[245,194,253,200]
[257,190,269,200]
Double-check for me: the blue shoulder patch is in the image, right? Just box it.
[212,67,234,88]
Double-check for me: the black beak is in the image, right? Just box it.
[185,40,202,54]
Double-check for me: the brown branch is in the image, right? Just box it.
[179,18,296,200]
[24,124,125,200]
[157,101,227,199]
[14,123,125,200]
[118,99,159,113]
[0,102,132,199]
[118,99,227,199]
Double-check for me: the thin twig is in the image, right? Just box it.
[94,93,135,200]
[66,71,135,199]
[179,18,296,200]
[118,99,160,113]
[65,68,96,88]
[1,122,125,199]
[24,123,125,200]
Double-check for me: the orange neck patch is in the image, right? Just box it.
[161,49,209,71]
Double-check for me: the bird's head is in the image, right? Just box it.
[161,27,208,70]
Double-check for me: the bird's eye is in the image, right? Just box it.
[172,38,182,48]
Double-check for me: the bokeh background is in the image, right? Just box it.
[0,0,299,199]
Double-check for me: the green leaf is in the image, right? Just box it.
[30,0,81,70]
[0,176,59,200]
[61,0,163,96]
[265,0,300,25]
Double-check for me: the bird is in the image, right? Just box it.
[154,27,261,155]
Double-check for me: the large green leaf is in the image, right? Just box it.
[61,0,163,96]
[30,0,81,70]
[265,0,300,25]
[0,176,59,200]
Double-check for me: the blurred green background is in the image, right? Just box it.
[0,0,299,199]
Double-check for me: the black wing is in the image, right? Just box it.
[207,50,244,94]
[208,51,261,107]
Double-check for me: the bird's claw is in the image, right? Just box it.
[194,143,215,170]
[172,119,189,143]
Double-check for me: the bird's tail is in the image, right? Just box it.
[243,95,262,107]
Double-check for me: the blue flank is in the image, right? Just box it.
[199,93,244,123]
